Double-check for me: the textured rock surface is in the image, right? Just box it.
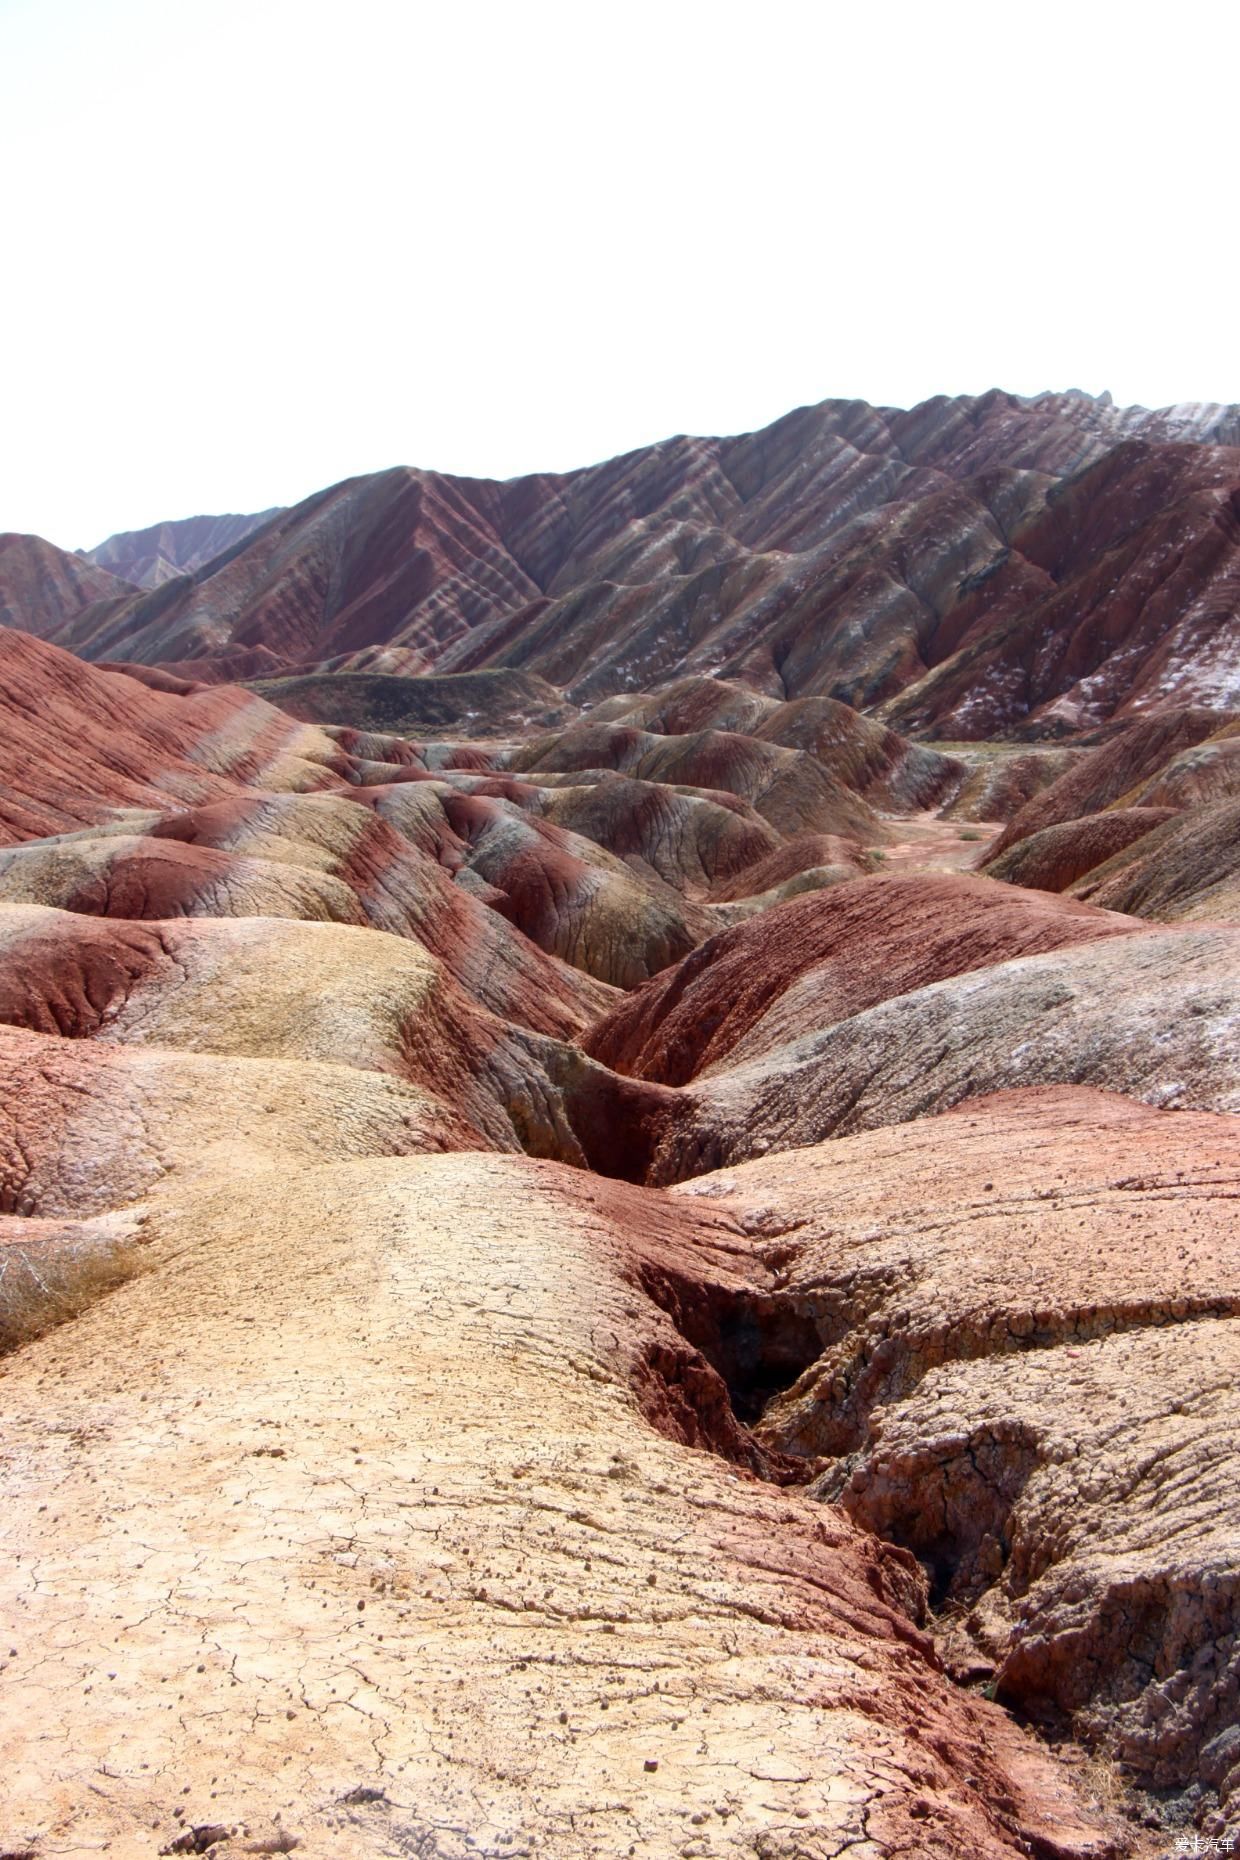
[593,675,965,810]
[648,926,1240,1181]
[707,832,869,904]
[0,530,136,633]
[0,1139,1124,1859]
[6,435,1240,1852]
[0,798,612,1037]
[679,1088,1240,1794]
[529,775,785,899]
[0,624,346,842]
[0,1021,469,1215]
[988,708,1234,861]
[15,390,1240,732]
[587,874,1144,1084]
[1070,796,1240,922]
[0,910,677,1184]
[981,808,1180,892]
[85,508,282,588]
[942,747,1089,821]
[1125,721,1240,807]
[502,721,885,842]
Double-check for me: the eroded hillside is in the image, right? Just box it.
[7,388,1240,734]
[2,423,1239,1860]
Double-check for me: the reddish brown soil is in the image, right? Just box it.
[982,807,1180,891]
[586,872,1141,1084]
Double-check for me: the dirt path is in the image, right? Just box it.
[875,813,1001,878]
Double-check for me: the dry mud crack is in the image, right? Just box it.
[0,1152,1128,1860]
[8,1083,1235,1857]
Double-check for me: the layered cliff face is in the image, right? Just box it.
[7,387,1240,735]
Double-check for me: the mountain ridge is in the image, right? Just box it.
[81,506,283,588]
[5,385,1239,738]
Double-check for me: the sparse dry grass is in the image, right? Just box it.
[1049,1736,1168,1856]
[0,1233,147,1353]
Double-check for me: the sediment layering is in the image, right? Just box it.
[2,388,1240,1859]
[84,510,283,590]
[7,388,1240,730]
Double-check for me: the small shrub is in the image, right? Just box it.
[0,1236,146,1354]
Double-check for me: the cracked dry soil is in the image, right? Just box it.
[0,1143,1143,1860]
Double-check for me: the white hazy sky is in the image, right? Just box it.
[2,0,1237,551]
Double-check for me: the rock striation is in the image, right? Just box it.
[5,390,1240,1856]
[84,508,283,588]
[10,388,1240,733]
[587,874,1145,1084]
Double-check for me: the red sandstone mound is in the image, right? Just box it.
[988,706,1235,860]
[0,1129,1123,1859]
[649,924,1240,1181]
[0,625,347,843]
[1070,795,1240,921]
[0,1020,472,1216]
[0,628,726,993]
[337,781,712,985]
[0,904,672,1180]
[1125,717,1240,806]
[707,831,869,902]
[941,746,1087,821]
[0,531,135,636]
[981,807,1180,891]
[593,675,965,810]
[502,721,884,840]
[404,785,712,986]
[0,789,610,1035]
[7,450,1240,1854]
[586,873,1144,1084]
[519,774,783,897]
[95,660,210,693]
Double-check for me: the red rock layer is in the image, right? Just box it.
[1071,796,1240,921]
[0,531,134,634]
[0,625,345,842]
[686,1086,1240,1791]
[988,706,1232,859]
[12,390,1240,732]
[593,675,965,809]
[586,872,1143,1084]
[649,925,1240,1182]
[503,720,884,840]
[981,807,1180,891]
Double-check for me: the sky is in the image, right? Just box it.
[2,0,1237,551]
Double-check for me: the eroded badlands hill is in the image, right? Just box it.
[0,501,1238,1860]
[7,387,1240,734]
[84,509,283,589]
